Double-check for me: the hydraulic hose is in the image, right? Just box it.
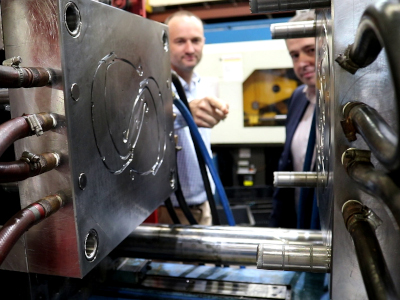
[342,148,400,230]
[174,173,198,225]
[341,102,397,171]
[164,198,181,224]
[171,73,220,225]
[0,193,66,266]
[342,200,398,300]
[0,113,57,157]
[0,64,51,88]
[335,2,400,170]
[0,151,60,183]
[174,98,235,226]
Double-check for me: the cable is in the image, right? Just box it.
[174,174,198,225]
[174,98,235,226]
[164,198,181,224]
[171,73,221,225]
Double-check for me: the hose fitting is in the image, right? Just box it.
[23,112,57,136]
[1,56,54,88]
[20,151,60,176]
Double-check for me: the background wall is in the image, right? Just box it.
[196,39,293,144]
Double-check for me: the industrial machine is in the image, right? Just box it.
[0,0,400,299]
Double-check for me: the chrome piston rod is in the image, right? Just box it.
[274,171,318,187]
[112,225,325,268]
[257,243,330,273]
[271,21,317,39]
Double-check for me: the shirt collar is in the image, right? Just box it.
[179,72,201,94]
[302,85,316,104]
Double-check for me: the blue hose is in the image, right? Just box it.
[174,98,236,226]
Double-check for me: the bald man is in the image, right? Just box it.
[157,11,229,225]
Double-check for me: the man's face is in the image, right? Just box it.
[168,16,205,74]
[286,37,316,87]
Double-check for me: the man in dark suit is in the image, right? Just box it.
[269,10,319,229]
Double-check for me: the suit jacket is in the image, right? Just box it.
[269,85,315,228]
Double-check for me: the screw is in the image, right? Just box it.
[78,173,87,190]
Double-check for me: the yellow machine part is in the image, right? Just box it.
[243,70,298,125]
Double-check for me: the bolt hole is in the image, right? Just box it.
[84,229,99,261]
[64,2,82,37]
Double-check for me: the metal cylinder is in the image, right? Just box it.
[250,0,331,14]
[112,225,324,266]
[0,89,9,105]
[271,21,317,39]
[257,243,330,273]
[274,171,318,187]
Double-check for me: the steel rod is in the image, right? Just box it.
[274,171,318,187]
[256,243,330,273]
[271,21,317,39]
[112,225,324,266]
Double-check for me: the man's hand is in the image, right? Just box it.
[189,96,229,128]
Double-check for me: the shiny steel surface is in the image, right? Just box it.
[257,243,330,273]
[273,171,318,187]
[141,276,289,299]
[250,0,330,14]
[271,21,317,39]
[320,0,400,298]
[113,225,324,265]
[1,0,174,277]
[132,224,324,243]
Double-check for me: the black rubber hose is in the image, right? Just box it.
[171,72,221,225]
[336,2,400,170]
[175,171,198,225]
[164,198,181,224]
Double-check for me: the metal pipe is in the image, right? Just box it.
[256,243,330,273]
[0,151,60,183]
[342,148,400,230]
[131,224,324,243]
[0,182,18,193]
[0,65,52,88]
[342,200,398,300]
[274,171,318,187]
[341,102,397,171]
[250,0,330,14]
[0,193,66,266]
[271,21,317,39]
[0,89,9,105]
[335,2,400,170]
[112,225,324,266]
[0,113,57,157]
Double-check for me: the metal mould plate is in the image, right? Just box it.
[315,9,333,247]
[58,0,175,277]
